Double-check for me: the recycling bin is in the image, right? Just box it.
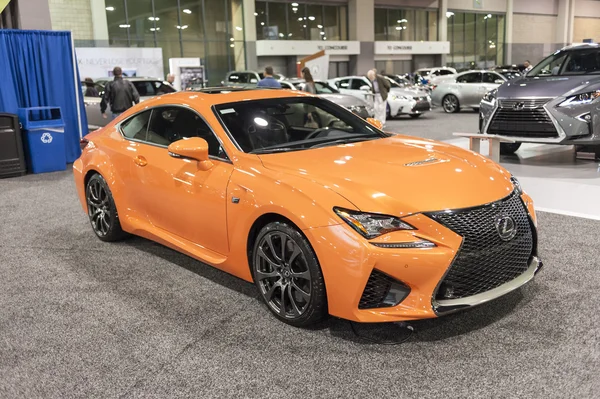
[18,107,66,174]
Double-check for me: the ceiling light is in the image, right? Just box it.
[148,17,160,21]
[291,2,299,6]
[119,24,130,28]
[323,37,326,40]
[105,6,115,11]
[254,12,258,16]
[230,37,234,41]
[261,22,265,26]
[176,25,188,29]
[150,27,160,31]
[302,24,306,28]
[230,43,235,47]
[308,16,315,21]
[320,31,325,35]
[235,26,242,31]
[317,24,323,28]
[183,9,192,14]
[292,7,298,12]
[395,26,402,30]
[298,17,303,21]
[279,33,284,37]
[288,33,293,36]
[446,11,454,18]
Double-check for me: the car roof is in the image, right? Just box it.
[147,87,314,106]
[561,43,599,51]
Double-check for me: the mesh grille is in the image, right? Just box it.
[489,98,557,138]
[428,192,534,300]
[358,270,394,309]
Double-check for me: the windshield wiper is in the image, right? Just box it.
[310,136,379,149]
[250,147,297,154]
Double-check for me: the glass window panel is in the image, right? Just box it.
[374,8,387,41]
[255,1,267,40]
[486,15,498,68]
[387,9,401,41]
[476,13,487,68]
[497,15,505,65]
[415,10,427,41]
[288,3,307,40]
[230,0,245,41]
[178,0,205,42]
[106,0,129,46]
[126,0,155,46]
[268,2,288,40]
[323,5,342,41]
[400,9,414,41]
[450,12,465,70]
[464,13,476,69]
[205,41,231,86]
[154,0,181,41]
[306,5,324,40]
[339,6,347,40]
[203,0,228,41]
[428,10,438,41]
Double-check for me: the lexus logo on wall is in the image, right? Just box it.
[495,215,517,241]
[513,102,525,110]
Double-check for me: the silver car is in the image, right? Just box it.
[431,70,507,113]
[83,77,175,130]
[480,43,600,155]
[280,79,374,119]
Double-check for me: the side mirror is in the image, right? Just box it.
[250,78,258,84]
[366,117,383,130]
[494,79,505,84]
[168,137,213,170]
[360,85,371,92]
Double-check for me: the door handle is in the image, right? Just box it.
[134,155,148,167]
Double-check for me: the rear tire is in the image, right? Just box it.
[500,142,522,155]
[251,221,327,327]
[86,174,128,242]
[442,94,460,113]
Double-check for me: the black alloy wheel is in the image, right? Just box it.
[442,94,460,113]
[86,174,127,242]
[252,222,327,327]
[500,142,522,155]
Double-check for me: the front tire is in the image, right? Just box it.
[251,222,327,327]
[442,94,460,113]
[500,142,522,155]
[86,174,127,242]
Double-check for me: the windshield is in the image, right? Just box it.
[214,97,386,154]
[528,48,600,77]
[315,82,338,94]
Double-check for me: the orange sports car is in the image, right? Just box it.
[73,88,542,327]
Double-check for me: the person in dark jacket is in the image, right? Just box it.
[367,69,391,125]
[100,66,140,119]
[83,77,99,97]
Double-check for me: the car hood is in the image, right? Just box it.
[258,136,513,216]
[498,75,600,98]
[320,93,368,107]
[390,87,428,97]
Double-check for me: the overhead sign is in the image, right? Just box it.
[256,40,360,56]
[76,47,164,79]
[375,41,450,55]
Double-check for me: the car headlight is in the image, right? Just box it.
[334,207,414,239]
[510,174,523,195]
[559,90,600,107]
[482,88,497,104]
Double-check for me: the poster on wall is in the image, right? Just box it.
[76,47,164,79]
[169,58,205,91]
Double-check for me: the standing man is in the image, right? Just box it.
[367,69,391,126]
[524,60,533,73]
[101,66,140,119]
[166,73,175,86]
[257,66,281,88]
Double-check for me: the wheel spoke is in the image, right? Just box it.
[291,270,310,280]
[291,281,310,301]
[288,246,301,266]
[286,284,301,317]
[265,235,282,262]
[258,247,280,268]
[255,269,279,281]
[100,214,110,234]
[279,285,287,316]
[264,281,280,301]
[278,233,287,262]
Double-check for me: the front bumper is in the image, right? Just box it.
[480,97,600,145]
[305,192,539,323]
[390,97,432,117]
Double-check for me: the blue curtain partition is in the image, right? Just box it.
[0,30,87,163]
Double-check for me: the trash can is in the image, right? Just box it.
[0,113,27,178]
[18,107,66,174]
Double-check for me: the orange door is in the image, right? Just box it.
[130,142,233,255]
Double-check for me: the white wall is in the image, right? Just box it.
[514,0,559,15]
[574,0,600,17]
[49,0,93,40]
[512,14,558,44]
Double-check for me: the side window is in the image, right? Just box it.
[120,110,151,140]
[155,81,176,94]
[440,69,454,76]
[336,78,351,89]
[247,73,258,84]
[228,73,245,84]
[133,81,156,97]
[456,73,482,83]
[314,82,335,94]
[146,107,224,157]
[350,79,367,90]
[483,73,502,83]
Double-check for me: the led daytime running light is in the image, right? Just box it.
[371,240,436,249]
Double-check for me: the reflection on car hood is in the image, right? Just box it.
[498,75,600,98]
[319,93,368,107]
[390,87,428,97]
[259,136,513,216]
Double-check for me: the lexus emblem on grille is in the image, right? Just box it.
[496,215,517,241]
[513,102,525,110]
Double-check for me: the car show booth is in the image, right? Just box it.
[0,30,86,170]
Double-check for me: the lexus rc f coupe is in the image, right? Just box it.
[74,89,542,327]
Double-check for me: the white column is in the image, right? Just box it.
[505,0,513,64]
[556,0,570,46]
[348,0,374,75]
[90,0,109,46]
[567,0,575,44]
[438,0,448,65]
[242,0,258,70]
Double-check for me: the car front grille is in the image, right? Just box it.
[427,191,535,300]
[488,98,558,138]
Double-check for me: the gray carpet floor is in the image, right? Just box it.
[0,169,598,398]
